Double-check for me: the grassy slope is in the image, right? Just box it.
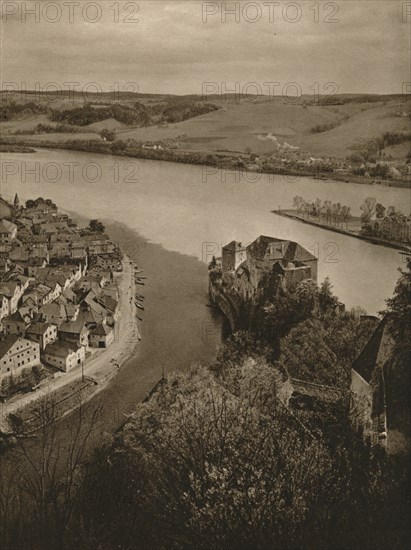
[117,97,411,158]
[1,93,410,160]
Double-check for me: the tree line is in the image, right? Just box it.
[50,100,219,127]
[292,195,352,228]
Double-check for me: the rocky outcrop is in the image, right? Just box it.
[209,280,241,333]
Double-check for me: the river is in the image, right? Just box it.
[0,148,409,440]
[1,148,408,311]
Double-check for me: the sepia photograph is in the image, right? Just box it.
[0,1,410,548]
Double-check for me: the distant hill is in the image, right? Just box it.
[1,91,410,160]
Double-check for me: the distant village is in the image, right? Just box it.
[231,150,411,185]
[4,133,410,192]
[105,141,411,186]
[137,137,411,186]
[0,195,122,398]
[363,202,411,244]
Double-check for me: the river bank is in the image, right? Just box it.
[0,143,36,153]
[0,252,140,441]
[1,147,407,313]
[272,210,411,253]
[1,136,409,189]
[0,217,222,454]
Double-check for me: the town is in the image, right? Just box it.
[0,194,137,405]
[208,235,409,454]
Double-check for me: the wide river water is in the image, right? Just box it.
[0,148,410,440]
[1,149,409,310]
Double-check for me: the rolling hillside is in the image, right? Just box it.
[1,92,410,161]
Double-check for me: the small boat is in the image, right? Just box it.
[135,269,144,274]
[136,282,145,286]
[136,315,143,321]
[138,334,142,341]
[136,304,145,310]
[136,276,147,280]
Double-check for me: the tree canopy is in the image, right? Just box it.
[383,257,411,343]
[87,219,105,233]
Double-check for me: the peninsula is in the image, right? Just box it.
[272,195,411,253]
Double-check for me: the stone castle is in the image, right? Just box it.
[221,235,318,301]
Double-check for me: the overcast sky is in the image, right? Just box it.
[1,0,410,96]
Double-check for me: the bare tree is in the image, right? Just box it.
[360,196,376,224]
[5,394,102,550]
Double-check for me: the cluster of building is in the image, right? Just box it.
[366,212,411,244]
[208,235,319,333]
[220,235,318,301]
[0,195,122,391]
[229,150,411,183]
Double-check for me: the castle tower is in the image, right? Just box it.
[14,193,21,210]
[222,241,247,272]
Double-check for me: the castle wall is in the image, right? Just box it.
[283,265,312,288]
[293,245,318,281]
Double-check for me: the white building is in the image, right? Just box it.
[0,336,41,382]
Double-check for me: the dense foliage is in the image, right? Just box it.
[248,276,374,385]
[381,258,411,434]
[0,263,409,550]
[383,258,411,342]
[310,116,349,133]
[354,131,411,163]
[50,100,219,127]
[78,365,339,550]
[0,101,47,121]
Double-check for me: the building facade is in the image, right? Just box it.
[0,336,41,382]
[221,235,318,301]
[43,342,85,372]
[26,322,58,350]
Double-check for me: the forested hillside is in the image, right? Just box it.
[1,261,409,550]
